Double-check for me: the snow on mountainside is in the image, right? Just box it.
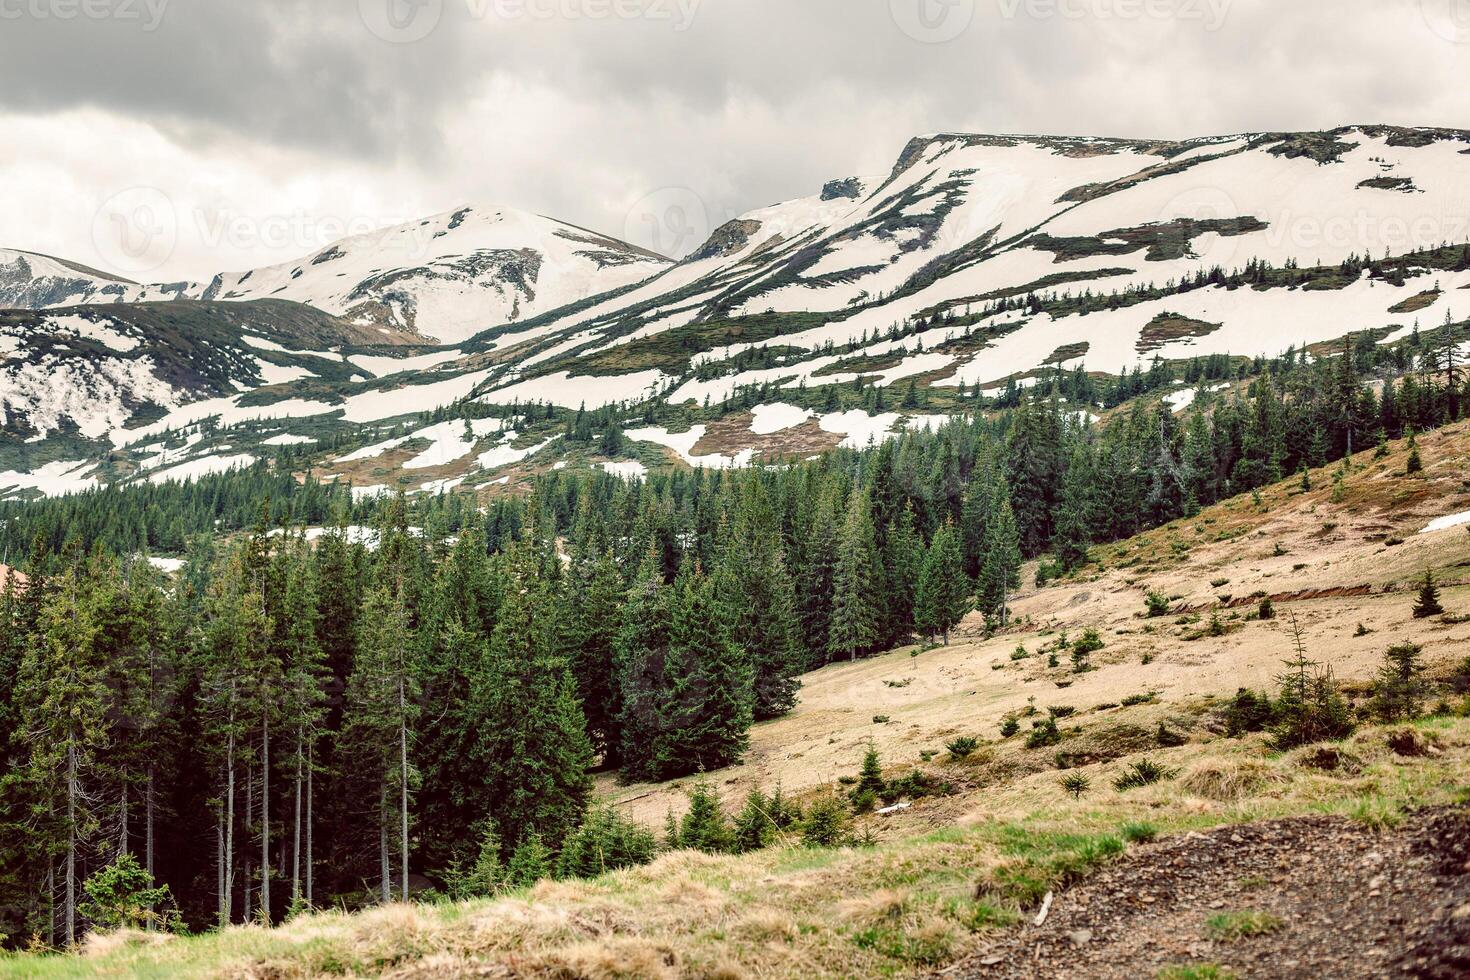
[6,124,1470,499]
[462,125,1470,412]
[0,248,188,308]
[191,206,672,345]
[5,206,672,346]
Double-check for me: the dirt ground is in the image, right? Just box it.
[601,424,1470,826]
[944,806,1470,979]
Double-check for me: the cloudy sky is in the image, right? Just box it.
[1,0,1467,281]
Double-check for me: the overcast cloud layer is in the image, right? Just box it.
[1,0,1467,280]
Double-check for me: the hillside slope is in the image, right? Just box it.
[16,423,1470,979]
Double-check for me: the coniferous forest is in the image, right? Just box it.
[1,335,1467,947]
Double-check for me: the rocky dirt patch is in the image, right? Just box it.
[948,806,1470,979]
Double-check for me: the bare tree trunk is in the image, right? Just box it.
[119,776,129,857]
[145,766,155,875]
[244,760,253,917]
[305,745,314,908]
[378,783,390,904]
[44,866,56,948]
[291,727,303,909]
[260,711,270,923]
[223,695,236,927]
[398,675,409,904]
[216,816,226,928]
[65,742,77,947]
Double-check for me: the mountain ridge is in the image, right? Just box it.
[4,123,1470,499]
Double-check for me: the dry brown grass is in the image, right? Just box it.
[1178,757,1290,801]
[80,928,175,959]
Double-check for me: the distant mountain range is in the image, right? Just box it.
[4,125,1469,499]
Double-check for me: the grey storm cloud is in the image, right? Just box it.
[0,0,1466,277]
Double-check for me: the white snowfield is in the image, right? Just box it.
[818,410,902,449]
[481,369,671,410]
[749,403,812,435]
[1421,510,1470,534]
[0,459,99,498]
[145,453,257,485]
[625,425,755,469]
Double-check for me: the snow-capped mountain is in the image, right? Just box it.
[0,249,189,308]
[510,125,1470,403]
[5,125,1470,499]
[190,206,672,345]
[4,206,672,346]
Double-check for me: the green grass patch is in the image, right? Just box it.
[1204,908,1284,941]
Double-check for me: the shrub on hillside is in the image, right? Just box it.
[679,782,733,853]
[556,806,657,879]
[946,735,980,758]
[801,792,853,847]
[1060,772,1091,799]
[1413,570,1444,619]
[1222,687,1276,737]
[1372,642,1429,722]
[1113,759,1178,791]
[1026,717,1062,749]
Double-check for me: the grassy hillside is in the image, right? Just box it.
[6,425,1470,979]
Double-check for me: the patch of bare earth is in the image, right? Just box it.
[947,807,1470,980]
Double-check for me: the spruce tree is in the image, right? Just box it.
[645,565,755,779]
[732,788,777,853]
[1052,446,1094,570]
[503,837,551,890]
[564,549,628,760]
[277,539,326,911]
[1373,643,1428,722]
[977,496,1022,626]
[199,551,272,926]
[473,535,593,853]
[829,490,880,662]
[342,582,417,904]
[915,521,970,645]
[18,562,108,945]
[616,552,676,781]
[796,485,840,661]
[1412,569,1444,619]
[880,504,924,647]
[678,782,733,854]
[715,480,802,720]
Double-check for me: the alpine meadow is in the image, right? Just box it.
[2,2,1470,977]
